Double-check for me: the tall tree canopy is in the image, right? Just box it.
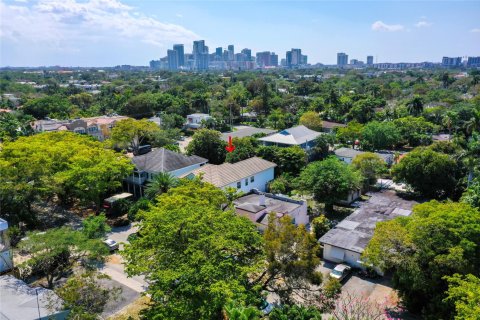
[361,121,401,151]
[363,201,480,318]
[299,111,323,132]
[122,180,265,320]
[0,132,133,226]
[110,118,160,153]
[186,129,227,164]
[298,157,362,212]
[392,147,460,199]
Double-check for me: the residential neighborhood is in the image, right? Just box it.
[1,49,480,320]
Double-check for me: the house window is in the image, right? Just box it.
[250,176,254,183]
[237,182,241,189]
[245,178,248,186]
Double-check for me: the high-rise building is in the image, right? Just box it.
[442,56,462,67]
[301,54,308,65]
[215,47,223,60]
[286,51,292,67]
[467,56,480,67]
[241,48,252,61]
[258,51,279,67]
[193,40,209,70]
[228,45,235,61]
[291,49,302,66]
[173,44,184,67]
[167,49,178,70]
[367,55,374,65]
[193,40,205,56]
[337,52,348,66]
[270,53,279,67]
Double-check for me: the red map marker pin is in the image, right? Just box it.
[225,136,236,153]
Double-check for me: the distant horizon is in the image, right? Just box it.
[1,0,479,67]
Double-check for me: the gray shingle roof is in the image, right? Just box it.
[179,157,276,188]
[132,148,208,173]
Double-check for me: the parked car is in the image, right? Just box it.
[260,299,275,315]
[329,264,351,282]
[103,239,119,252]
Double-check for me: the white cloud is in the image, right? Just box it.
[0,0,199,49]
[471,28,480,33]
[176,13,183,18]
[371,20,404,32]
[415,21,432,28]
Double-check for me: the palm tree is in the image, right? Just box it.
[406,96,424,116]
[145,172,179,200]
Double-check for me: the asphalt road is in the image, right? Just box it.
[100,224,148,318]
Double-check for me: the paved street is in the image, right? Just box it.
[100,224,148,318]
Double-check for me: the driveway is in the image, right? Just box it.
[317,261,399,308]
[100,224,148,318]
[178,137,192,153]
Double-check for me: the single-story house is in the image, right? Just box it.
[185,113,212,129]
[124,148,208,197]
[0,275,69,320]
[320,120,346,133]
[319,190,417,270]
[258,125,323,151]
[180,157,276,193]
[221,126,276,141]
[334,147,395,166]
[233,190,308,230]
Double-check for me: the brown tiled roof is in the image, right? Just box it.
[180,157,276,188]
[321,120,346,129]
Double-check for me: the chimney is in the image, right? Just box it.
[258,194,266,206]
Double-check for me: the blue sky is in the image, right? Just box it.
[1,0,479,67]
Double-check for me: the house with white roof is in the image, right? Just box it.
[180,157,276,193]
[258,125,322,152]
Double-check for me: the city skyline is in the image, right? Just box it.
[1,0,480,67]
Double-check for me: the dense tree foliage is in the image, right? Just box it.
[298,157,362,211]
[361,121,401,151]
[225,137,258,163]
[0,132,133,226]
[392,146,461,199]
[299,111,323,131]
[18,227,108,288]
[55,272,121,320]
[351,152,387,186]
[123,180,265,319]
[363,201,480,318]
[256,145,307,176]
[186,129,227,164]
[110,118,160,153]
[444,274,480,320]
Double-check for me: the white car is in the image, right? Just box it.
[103,239,119,252]
[329,264,351,282]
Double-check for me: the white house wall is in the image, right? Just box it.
[170,163,207,177]
[323,244,364,269]
[223,167,274,193]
